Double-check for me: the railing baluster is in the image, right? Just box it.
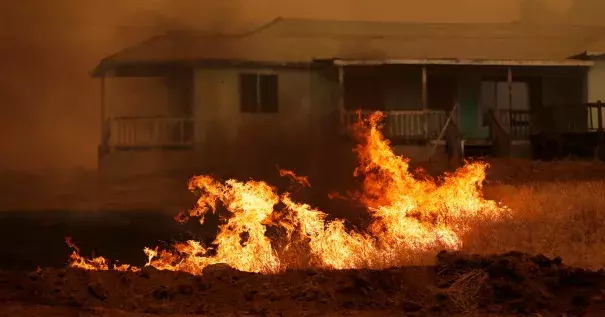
[107,116,196,148]
[414,113,418,138]
[339,110,455,141]
[403,113,408,138]
[414,113,420,137]
[394,113,400,138]
[180,119,185,145]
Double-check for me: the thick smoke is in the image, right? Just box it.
[0,0,595,211]
[0,0,539,172]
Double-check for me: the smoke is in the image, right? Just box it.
[0,0,591,172]
[0,0,199,171]
[519,0,564,23]
[0,0,514,173]
[567,0,605,25]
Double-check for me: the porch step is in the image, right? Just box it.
[463,139,492,147]
[463,139,493,158]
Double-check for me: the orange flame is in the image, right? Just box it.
[67,111,508,273]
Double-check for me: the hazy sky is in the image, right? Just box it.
[0,0,600,171]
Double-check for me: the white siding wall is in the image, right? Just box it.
[588,61,605,102]
[588,61,605,129]
[192,67,314,173]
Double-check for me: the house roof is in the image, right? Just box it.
[94,17,605,75]
[585,35,605,56]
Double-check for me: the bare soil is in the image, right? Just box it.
[1,252,604,316]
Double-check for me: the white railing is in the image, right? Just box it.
[107,116,194,147]
[342,110,448,140]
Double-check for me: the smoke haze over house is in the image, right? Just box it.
[0,0,599,171]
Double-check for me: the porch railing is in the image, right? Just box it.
[587,102,605,131]
[535,103,601,134]
[105,116,195,148]
[488,109,512,156]
[495,109,532,140]
[342,110,448,140]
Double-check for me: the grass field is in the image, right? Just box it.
[474,180,605,269]
[1,159,605,270]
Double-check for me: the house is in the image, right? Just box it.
[93,18,605,208]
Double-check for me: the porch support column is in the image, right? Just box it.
[338,65,345,131]
[421,65,428,139]
[507,67,513,132]
[100,68,116,154]
[100,74,106,129]
[99,71,110,156]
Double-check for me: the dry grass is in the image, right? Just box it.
[437,270,488,313]
[2,161,605,271]
[464,180,605,269]
[273,177,605,271]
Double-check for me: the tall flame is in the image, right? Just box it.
[68,112,508,273]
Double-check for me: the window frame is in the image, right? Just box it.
[479,79,531,127]
[239,73,279,114]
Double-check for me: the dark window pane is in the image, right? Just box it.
[239,74,258,112]
[259,74,278,113]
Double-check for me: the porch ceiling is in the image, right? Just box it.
[332,58,595,67]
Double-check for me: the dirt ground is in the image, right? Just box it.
[1,251,605,316]
[2,158,605,316]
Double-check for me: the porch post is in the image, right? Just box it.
[422,65,428,139]
[493,74,498,112]
[100,74,106,129]
[338,65,345,131]
[99,72,109,156]
[507,67,513,132]
[100,68,115,153]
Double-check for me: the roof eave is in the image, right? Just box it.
[91,62,108,78]
[331,58,595,67]
[90,58,317,78]
[586,51,605,60]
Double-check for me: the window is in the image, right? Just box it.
[479,81,530,126]
[239,73,278,113]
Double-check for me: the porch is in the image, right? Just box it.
[101,116,194,151]
[96,65,195,156]
[333,59,591,157]
[341,108,530,142]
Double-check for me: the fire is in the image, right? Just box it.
[66,111,508,273]
[66,236,139,272]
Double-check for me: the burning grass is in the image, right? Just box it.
[65,111,605,276]
[67,111,510,273]
[4,112,605,316]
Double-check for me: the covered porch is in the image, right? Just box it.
[95,64,195,156]
[334,58,592,156]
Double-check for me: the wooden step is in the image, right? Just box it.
[463,139,492,147]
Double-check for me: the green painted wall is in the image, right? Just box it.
[458,78,488,139]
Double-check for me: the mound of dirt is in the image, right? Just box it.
[0,264,433,316]
[435,251,605,315]
[0,252,603,316]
